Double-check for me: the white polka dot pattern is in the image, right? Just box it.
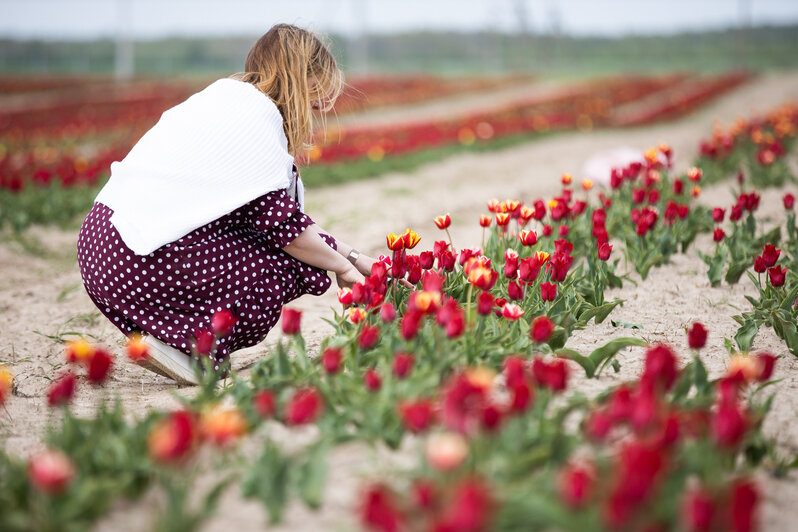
[76,188,334,367]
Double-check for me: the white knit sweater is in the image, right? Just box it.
[95,78,299,256]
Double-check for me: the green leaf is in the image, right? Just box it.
[725,261,749,285]
[298,441,329,509]
[734,320,760,353]
[589,337,647,377]
[610,319,643,329]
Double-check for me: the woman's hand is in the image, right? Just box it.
[336,265,365,289]
[354,253,378,277]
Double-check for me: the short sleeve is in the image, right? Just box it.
[247,189,314,248]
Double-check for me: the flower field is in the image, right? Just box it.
[1,72,797,531]
[0,71,748,231]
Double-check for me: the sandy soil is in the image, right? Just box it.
[2,71,798,531]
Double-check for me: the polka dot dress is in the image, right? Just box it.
[76,188,335,370]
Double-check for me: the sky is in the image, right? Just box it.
[1,0,797,40]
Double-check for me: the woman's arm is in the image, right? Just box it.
[310,224,377,277]
[283,224,365,288]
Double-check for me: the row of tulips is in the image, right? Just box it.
[2,139,794,530]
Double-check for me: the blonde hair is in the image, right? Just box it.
[232,24,343,162]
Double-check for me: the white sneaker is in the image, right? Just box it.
[139,335,200,385]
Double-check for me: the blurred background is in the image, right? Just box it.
[2,0,798,231]
[1,0,797,76]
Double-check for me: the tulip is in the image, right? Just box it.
[477,291,495,316]
[65,338,95,364]
[400,311,422,340]
[402,229,420,249]
[385,232,404,251]
[438,250,456,271]
[445,312,465,338]
[507,281,524,301]
[0,365,11,406]
[433,478,493,532]
[712,207,726,223]
[495,212,510,226]
[28,449,75,494]
[148,410,196,463]
[126,333,149,363]
[767,265,787,287]
[581,179,593,190]
[337,287,354,306]
[285,387,323,425]
[784,193,795,210]
[712,402,748,449]
[542,224,552,237]
[518,230,537,246]
[502,303,524,320]
[730,204,743,221]
[755,352,776,381]
[585,408,613,441]
[479,214,492,227]
[379,302,396,323]
[358,325,380,350]
[364,369,382,392]
[687,167,702,182]
[753,256,766,273]
[426,432,468,471]
[530,316,555,344]
[673,178,684,195]
[518,256,542,282]
[412,480,436,509]
[48,371,77,407]
[467,265,497,291]
[348,307,367,324]
[641,344,678,393]
[211,309,237,336]
[194,327,215,354]
[558,461,595,509]
[561,173,572,184]
[200,405,248,446]
[418,251,435,269]
[597,242,612,261]
[360,484,402,532]
[486,198,501,212]
[683,489,717,532]
[399,400,434,433]
[87,348,113,385]
[433,213,451,230]
[713,228,725,242]
[761,244,780,267]
[393,353,414,379]
[729,478,759,532]
[687,322,708,349]
[540,281,557,302]
[321,347,343,374]
[253,389,276,418]
[281,307,302,335]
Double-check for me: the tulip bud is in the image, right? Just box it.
[211,309,237,336]
[530,316,555,343]
[194,327,215,354]
[148,410,196,463]
[253,389,276,418]
[557,461,595,509]
[540,282,557,302]
[393,353,415,379]
[399,400,434,433]
[337,287,354,306]
[322,347,343,374]
[687,322,708,349]
[200,405,248,446]
[86,348,113,385]
[358,325,380,350]
[126,333,149,363]
[364,369,382,392]
[285,387,323,425]
[597,242,612,261]
[380,302,396,323]
[47,371,77,407]
[433,213,452,230]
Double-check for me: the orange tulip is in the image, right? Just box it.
[200,405,248,446]
[386,232,404,251]
[65,339,94,364]
[402,229,421,250]
[581,179,593,190]
[126,333,149,363]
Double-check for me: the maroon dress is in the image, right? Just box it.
[76,188,335,371]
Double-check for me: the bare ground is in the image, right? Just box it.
[1,71,798,531]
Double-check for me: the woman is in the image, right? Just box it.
[77,24,374,384]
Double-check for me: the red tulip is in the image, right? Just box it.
[507,281,524,301]
[338,287,354,306]
[784,193,795,210]
[148,410,197,463]
[47,371,77,407]
[433,478,493,532]
[729,478,759,532]
[509,379,533,412]
[683,488,716,532]
[194,327,215,354]
[322,347,343,374]
[753,256,766,273]
[673,178,684,194]
[687,322,708,349]
[767,265,787,287]
[713,228,725,242]
[540,281,557,301]
[358,325,380,350]
[399,400,434,433]
[253,389,276,418]
[712,402,748,449]
[419,251,435,269]
[364,369,382,392]
[597,242,612,261]
[711,207,725,223]
[755,352,776,381]
[412,480,436,509]
[86,348,113,385]
[761,244,780,267]
[542,224,553,237]
[518,230,538,246]
[285,387,323,425]
[641,344,679,393]
[585,408,613,441]
[532,357,569,391]
[530,316,555,343]
[211,309,237,336]
[393,353,415,379]
[28,449,75,494]
[400,311,422,340]
[379,302,396,323]
[281,307,302,335]
[479,214,492,227]
[360,484,402,532]
[558,461,595,509]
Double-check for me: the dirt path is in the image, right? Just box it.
[2,71,798,531]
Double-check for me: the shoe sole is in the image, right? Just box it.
[140,335,200,385]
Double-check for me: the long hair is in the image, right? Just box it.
[232,24,343,162]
